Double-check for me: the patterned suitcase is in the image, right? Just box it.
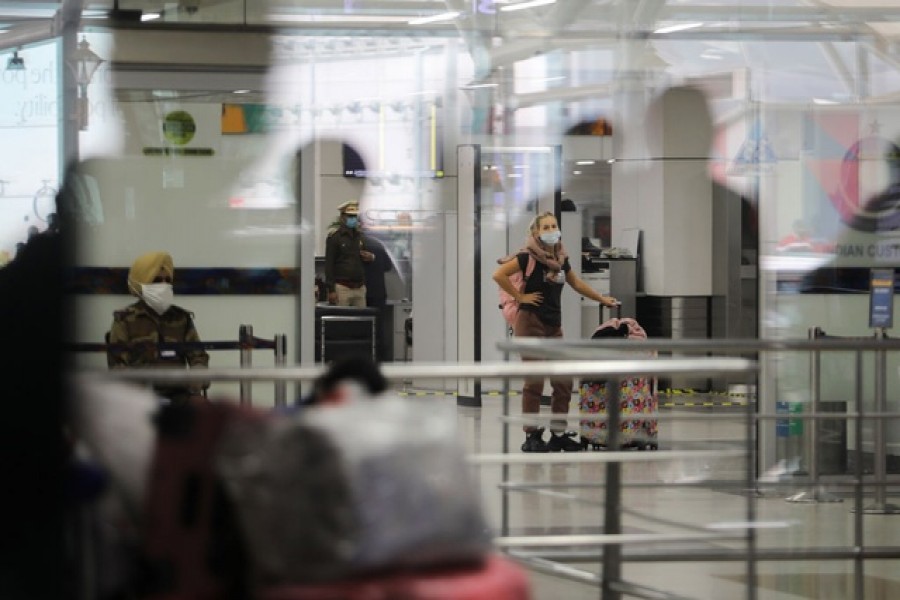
[578,317,658,450]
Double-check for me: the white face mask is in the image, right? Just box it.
[539,231,561,245]
[142,282,174,315]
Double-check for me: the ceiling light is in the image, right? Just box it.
[654,22,704,34]
[141,12,161,21]
[408,11,460,25]
[500,0,556,12]
[813,98,839,105]
[576,160,596,165]
[269,14,412,24]
[460,82,498,90]
[6,50,24,71]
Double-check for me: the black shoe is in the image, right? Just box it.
[547,431,584,452]
[521,429,549,453]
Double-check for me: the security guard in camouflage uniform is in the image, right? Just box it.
[107,251,210,403]
[325,200,374,306]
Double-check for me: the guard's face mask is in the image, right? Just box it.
[142,282,174,315]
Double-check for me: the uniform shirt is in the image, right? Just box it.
[107,301,209,400]
[516,252,571,328]
[325,226,366,291]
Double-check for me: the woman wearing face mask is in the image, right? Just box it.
[493,212,619,452]
[107,251,210,404]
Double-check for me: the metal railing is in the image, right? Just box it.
[66,324,289,406]
[498,336,900,600]
[80,356,757,600]
[73,336,900,599]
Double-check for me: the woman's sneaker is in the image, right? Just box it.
[547,431,583,452]
[521,429,549,453]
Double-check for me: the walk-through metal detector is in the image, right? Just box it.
[456,144,560,407]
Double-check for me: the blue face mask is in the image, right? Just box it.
[540,231,561,245]
[345,216,359,228]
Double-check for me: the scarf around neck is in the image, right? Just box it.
[525,234,567,273]
[497,235,569,274]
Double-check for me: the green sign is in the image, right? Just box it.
[162,110,196,145]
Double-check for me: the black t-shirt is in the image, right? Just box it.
[517,252,571,327]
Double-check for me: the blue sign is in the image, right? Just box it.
[869,268,894,329]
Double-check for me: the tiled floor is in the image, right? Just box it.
[446,391,900,600]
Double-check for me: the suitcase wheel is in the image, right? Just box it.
[579,438,607,451]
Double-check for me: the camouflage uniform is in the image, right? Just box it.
[107,301,210,404]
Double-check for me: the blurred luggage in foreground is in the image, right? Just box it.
[68,360,531,599]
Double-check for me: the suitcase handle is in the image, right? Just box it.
[600,302,622,323]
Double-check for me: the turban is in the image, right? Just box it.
[127,251,174,297]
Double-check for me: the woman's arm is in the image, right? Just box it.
[492,258,541,305]
[565,270,618,307]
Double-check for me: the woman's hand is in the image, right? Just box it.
[601,296,619,308]
[519,291,542,306]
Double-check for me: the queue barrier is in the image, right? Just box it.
[76,340,900,600]
[785,326,900,513]
[503,335,900,506]
[81,356,757,600]
[66,324,289,407]
[496,337,900,600]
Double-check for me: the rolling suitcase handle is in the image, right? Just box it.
[600,302,622,324]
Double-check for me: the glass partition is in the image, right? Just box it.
[0,40,61,263]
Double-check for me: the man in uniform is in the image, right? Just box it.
[325,200,373,306]
[107,251,210,403]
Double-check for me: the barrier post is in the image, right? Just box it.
[601,376,623,600]
[274,333,287,409]
[852,350,865,596]
[786,327,841,503]
[744,369,758,600]
[862,329,900,514]
[239,324,253,407]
